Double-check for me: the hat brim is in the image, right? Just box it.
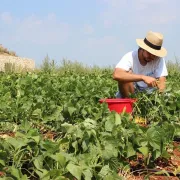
[136,39,167,57]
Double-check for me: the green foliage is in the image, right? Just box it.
[40,54,56,72]
[0,61,179,179]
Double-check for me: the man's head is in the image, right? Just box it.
[140,48,159,63]
[136,31,167,58]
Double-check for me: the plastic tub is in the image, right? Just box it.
[99,98,136,114]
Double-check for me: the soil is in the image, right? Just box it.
[0,132,15,138]
[127,142,180,179]
[132,176,179,180]
[0,129,58,141]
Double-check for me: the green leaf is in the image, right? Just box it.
[152,150,161,159]
[66,163,82,180]
[21,119,31,132]
[27,128,39,136]
[162,123,175,143]
[6,137,27,150]
[98,165,110,178]
[102,143,118,160]
[83,118,97,129]
[139,138,148,147]
[169,103,176,111]
[21,175,28,180]
[173,166,180,176]
[83,169,93,180]
[31,136,40,144]
[41,140,59,153]
[32,108,42,116]
[9,167,21,179]
[147,127,162,150]
[72,140,78,153]
[33,155,43,170]
[50,153,66,168]
[68,107,76,116]
[105,119,114,132]
[104,173,122,180]
[0,159,5,166]
[0,177,14,180]
[115,113,121,125]
[138,147,149,157]
[161,150,170,159]
[61,123,74,133]
[41,170,65,180]
[15,131,25,138]
[177,102,180,108]
[35,169,49,179]
[126,142,136,158]
[82,140,88,152]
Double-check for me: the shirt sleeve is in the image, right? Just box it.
[115,52,133,71]
[154,58,168,78]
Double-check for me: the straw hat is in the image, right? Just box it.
[136,31,167,57]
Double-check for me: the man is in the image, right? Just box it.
[113,31,168,98]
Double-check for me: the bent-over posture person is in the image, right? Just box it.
[113,31,168,98]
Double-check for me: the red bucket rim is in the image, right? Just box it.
[99,98,137,103]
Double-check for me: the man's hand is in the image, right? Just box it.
[157,76,166,92]
[142,76,158,87]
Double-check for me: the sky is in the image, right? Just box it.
[0,0,180,67]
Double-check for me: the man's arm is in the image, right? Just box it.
[113,68,142,82]
[113,68,158,87]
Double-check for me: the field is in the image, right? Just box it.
[0,60,180,180]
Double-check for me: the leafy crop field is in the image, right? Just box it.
[0,61,180,179]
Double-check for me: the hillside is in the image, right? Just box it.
[0,44,35,71]
[0,44,17,56]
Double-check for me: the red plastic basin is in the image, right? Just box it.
[99,98,136,114]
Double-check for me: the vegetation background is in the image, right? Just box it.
[0,46,180,179]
